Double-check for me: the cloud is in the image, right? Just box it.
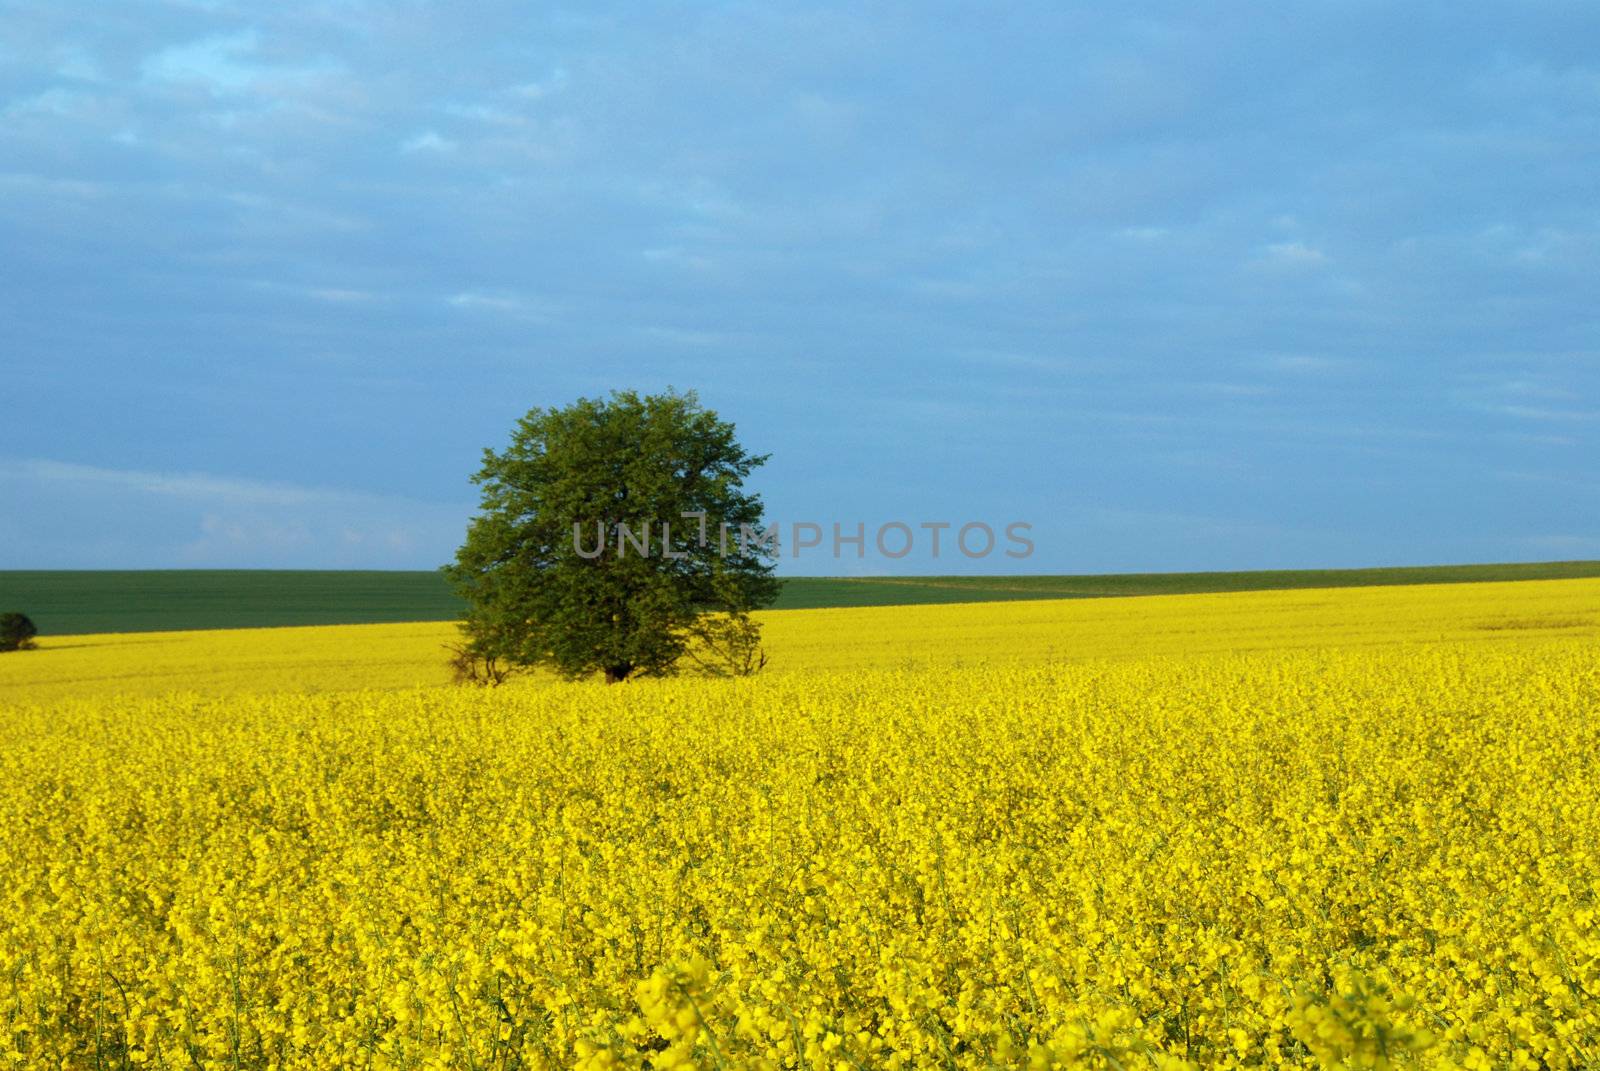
[1453,376,1600,424]
[637,325,742,348]
[510,67,570,100]
[142,31,265,90]
[1521,534,1600,556]
[2,459,343,506]
[640,246,717,270]
[1254,241,1328,270]
[1490,405,1600,423]
[443,291,559,321]
[442,103,521,125]
[0,460,469,568]
[54,44,103,82]
[400,130,456,154]
[1504,433,1579,448]
[1260,355,1349,375]
[141,30,336,95]
[3,88,100,119]
[0,171,109,199]
[309,287,374,303]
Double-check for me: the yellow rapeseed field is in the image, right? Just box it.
[2,578,1595,700]
[0,580,1597,1068]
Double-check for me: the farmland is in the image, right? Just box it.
[3,560,1599,635]
[2,577,1595,701]
[0,579,1597,1067]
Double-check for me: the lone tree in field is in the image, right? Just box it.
[0,613,37,653]
[444,389,779,683]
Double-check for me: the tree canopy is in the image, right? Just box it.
[443,389,779,683]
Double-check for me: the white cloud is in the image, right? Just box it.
[444,291,559,320]
[400,129,456,153]
[1261,354,1347,374]
[952,348,1108,373]
[443,102,521,125]
[2,458,331,506]
[1490,404,1600,423]
[54,45,103,82]
[141,31,336,95]
[509,67,569,99]
[1504,432,1579,447]
[1256,241,1328,269]
[0,171,108,199]
[640,246,716,270]
[310,287,374,303]
[1521,534,1600,556]
[0,459,469,568]
[637,325,738,347]
[143,31,263,90]
[1490,378,1578,401]
[3,88,99,119]
[447,290,521,311]
[190,513,313,556]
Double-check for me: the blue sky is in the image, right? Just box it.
[1,1,1596,573]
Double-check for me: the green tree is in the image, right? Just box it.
[0,612,37,653]
[444,389,779,683]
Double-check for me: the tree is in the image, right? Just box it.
[0,612,37,653]
[444,389,779,683]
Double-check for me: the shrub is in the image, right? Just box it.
[445,640,514,687]
[0,612,37,653]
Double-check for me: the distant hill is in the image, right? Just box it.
[2,561,1598,636]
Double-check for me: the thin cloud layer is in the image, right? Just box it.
[0,460,468,568]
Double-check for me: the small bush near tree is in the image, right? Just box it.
[444,639,514,687]
[0,613,38,653]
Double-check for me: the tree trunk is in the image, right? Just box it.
[604,664,633,684]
